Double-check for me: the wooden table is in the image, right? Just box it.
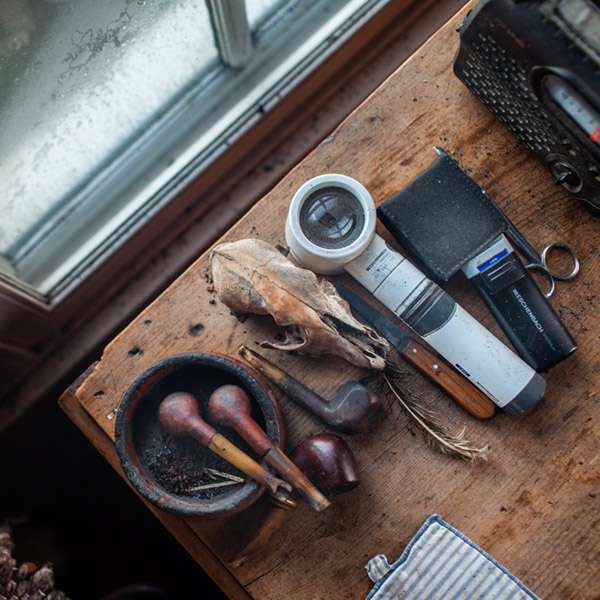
[59,4,600,599]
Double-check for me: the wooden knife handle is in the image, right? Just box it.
[401,341,496,419]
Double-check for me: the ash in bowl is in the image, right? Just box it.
[115,353,284,518]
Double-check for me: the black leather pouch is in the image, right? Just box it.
[377,147,576,372]
[377,147,508,283]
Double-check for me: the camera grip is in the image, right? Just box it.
[470,253,576,372]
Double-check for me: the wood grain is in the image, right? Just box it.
[60,3,600,599]
[400,340,496,419]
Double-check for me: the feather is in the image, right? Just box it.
[380,372,487,462]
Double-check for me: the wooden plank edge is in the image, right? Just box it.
[58,383,252,600]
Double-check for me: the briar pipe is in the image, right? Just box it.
[238,345,381,434]
[158,392,295,509]
[289,432,359,497]
[230,432,360,567]
[207,385,330,513]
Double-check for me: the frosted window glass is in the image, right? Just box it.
[0,0,216,254]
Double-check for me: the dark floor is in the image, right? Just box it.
[0,394,228,599]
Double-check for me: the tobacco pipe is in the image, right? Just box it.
[238,345,381,434]
[230,433,360,566]
[207,385,330,513]
[158,392,295,509]
[289,432,359,497]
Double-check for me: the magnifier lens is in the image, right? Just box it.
[299,187,365,249]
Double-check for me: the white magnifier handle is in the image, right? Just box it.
[345,235,545,413]
[286,173,546,414]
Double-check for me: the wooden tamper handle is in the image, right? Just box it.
[208,385,330,512]
[158,392,295,508]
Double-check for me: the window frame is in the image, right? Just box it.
[0,0,468,427]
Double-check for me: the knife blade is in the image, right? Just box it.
[332,281,495,419]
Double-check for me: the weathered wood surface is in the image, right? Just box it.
[60,3,600,599]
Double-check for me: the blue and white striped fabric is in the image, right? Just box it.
[365,515,540,600]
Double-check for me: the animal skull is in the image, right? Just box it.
[211,239,389,370]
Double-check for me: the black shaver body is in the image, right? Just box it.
[464,235,576,372]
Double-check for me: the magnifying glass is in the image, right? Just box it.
[286,174,546,415]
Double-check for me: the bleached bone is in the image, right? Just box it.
[211,239,388,370]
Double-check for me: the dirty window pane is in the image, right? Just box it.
[246,0,281,28]
[0,0,216,275]
[0,0,376,296]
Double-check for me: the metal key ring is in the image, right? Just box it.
[541,242,579,281]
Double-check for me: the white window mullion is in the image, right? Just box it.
[206,0,254,68]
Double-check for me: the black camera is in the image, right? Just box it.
[453,0,600,216]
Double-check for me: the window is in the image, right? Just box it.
[1,0,391,299]
[0,0,466,417]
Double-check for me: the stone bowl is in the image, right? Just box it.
[115,352,285,519]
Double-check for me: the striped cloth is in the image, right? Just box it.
[365,515,540,600]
